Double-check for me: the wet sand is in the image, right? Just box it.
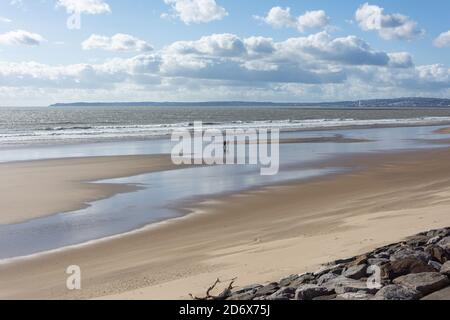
[2,148,450,299]
[0,155,178,224]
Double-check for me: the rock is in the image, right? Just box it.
[441,261,450,275]
[381,257,435,280]
[348,255,368,267]
[374,285,422,300]
[288,273,316,287]
[393,272,450,295]
[279,274,300,287]
[312,294,337,300]
[266,287,296,300]
[332,277,378,295]
[428,261,443,271]
[295,284,333,300]
[342,264,368,280]
[313,264,344,277]
[425,245,449,263]
[328,257,356,266]
[406,235,430,248]
[421,286,450,300]
[427,236,442,246]
[390,249,431,263]
[336,292,374,300]
[228,291,257,300]
[427,228,450,239]
[231,284,262,296]
[317,272,340,286]
[437,236,450,251]
[254,283,279,297]
[373,252,390,259]
[367,258,390,266]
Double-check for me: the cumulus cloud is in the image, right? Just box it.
[56,0,111,14]
[162,0,227,24]
[255,7,330,33]
[434,31,450,48]
[82,34,153,52]
[0,30,45,46]
[0,16,12,23]
[355,3,424,40]
[1,32,449,105]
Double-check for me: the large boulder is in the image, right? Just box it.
[437,236,450,251]
[441,261,450,276]
[295,284,333,300]
[393,272,450,295]
[342,264,368,280]
[421,286,450,300]
[336,292,374,300]
[253,283,279,297]
[381,257,435,280]
[374,285,421,300]
[425,245,449,263]
[286,273,316,288]
[266,287,296,300]
[390,249,431,263]
[331,277,378,294]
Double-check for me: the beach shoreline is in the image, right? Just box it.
[2,147,450,299]
[0,155,180,225]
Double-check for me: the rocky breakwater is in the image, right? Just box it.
[226,227,450,300]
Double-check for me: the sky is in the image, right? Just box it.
[0,0,449,106]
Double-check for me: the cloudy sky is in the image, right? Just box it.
[0,0,449,106]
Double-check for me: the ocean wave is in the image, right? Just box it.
[2,117,450,145]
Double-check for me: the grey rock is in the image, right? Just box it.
[441,261,450,275]
[421,286,450,300]
[254,282,279,297]
[313,264,344,277]
[295,284,333,300]
[336,292,374,300]
[368,258,390,266]
[317,272,340,286]
[227,291,257,300]
[393,272,450,295]
[425,245,449,264]
[312,294,337,300]
[381,257,436,280]
[437,236,450,251]
[231,284,262,296]
[342,264,368,280]
[427,236,442,246]
[428,261,443,271]
[406,235,430,248]
[279,274,300,287]
[374,285,422,300]
[266,287,296,300]
[288,273,315,287]
[373,252,390,259]
[331,277,378,294]
[390,249,431,263]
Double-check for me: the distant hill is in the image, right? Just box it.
[50,97,450,108]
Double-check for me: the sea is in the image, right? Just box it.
[3,106,450,146]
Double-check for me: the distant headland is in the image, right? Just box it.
[49,97,450,108]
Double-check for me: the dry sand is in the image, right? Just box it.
[2,148,450,299]
[0,155,178,224]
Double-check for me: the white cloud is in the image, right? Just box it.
[0,16,12,23]
[434,31,450,48]
[355,3,424,40]
[56,0,111,14]
[0,30,45,46]
[255,7,330,33]
[1,32,449,105]
[82,34,153,52]
[162,0,227,25]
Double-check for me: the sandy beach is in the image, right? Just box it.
[1,147,450,299]
[0,155,178,224]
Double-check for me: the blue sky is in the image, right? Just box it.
[0,0,449,106]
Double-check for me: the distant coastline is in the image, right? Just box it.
[49,97,450,108]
